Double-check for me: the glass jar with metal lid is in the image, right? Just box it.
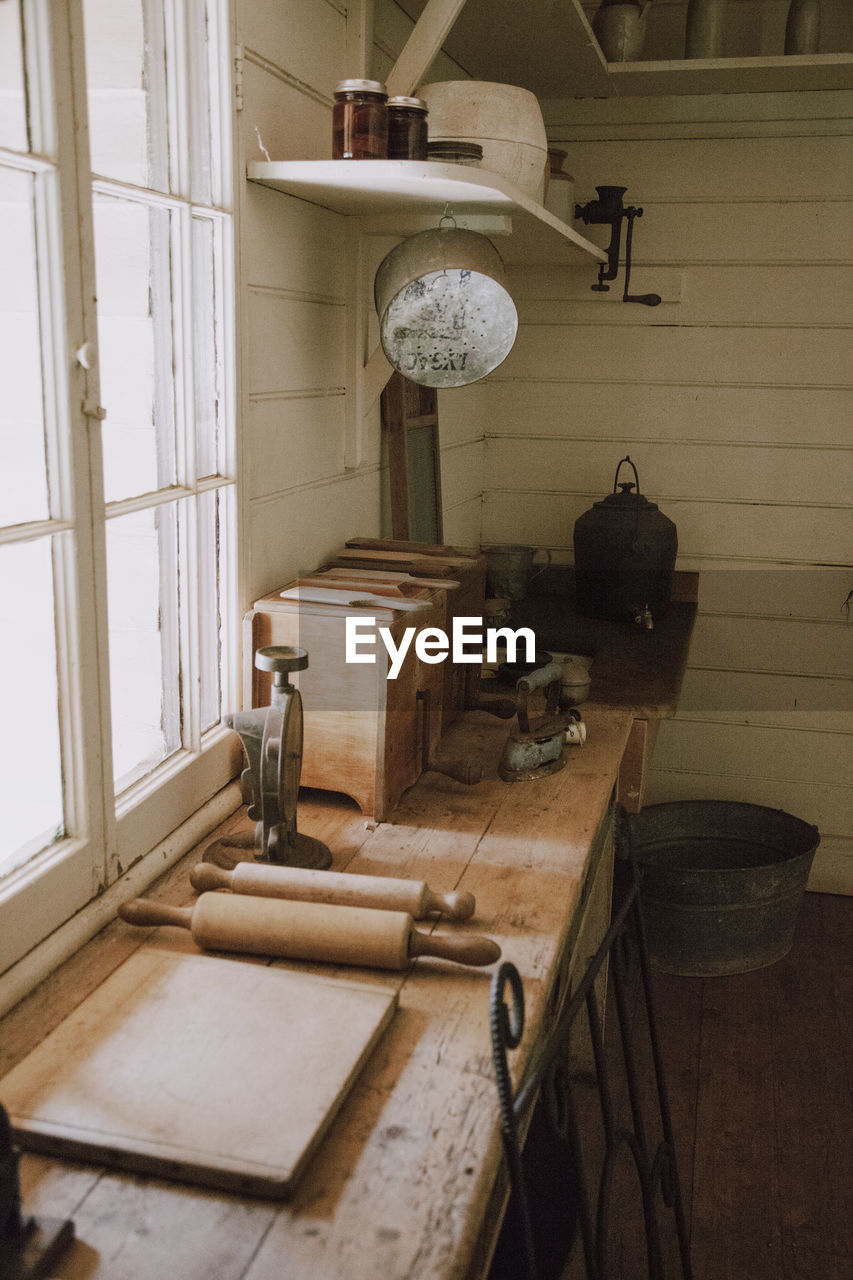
[387,95,428,160]
[332,79,388,160]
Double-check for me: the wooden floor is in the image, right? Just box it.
[650,891,853,1280]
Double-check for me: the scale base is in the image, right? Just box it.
[203,830,332,871]
[3,1216,74,1280]
[268,830,333,870]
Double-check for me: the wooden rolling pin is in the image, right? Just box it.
[118,896,500,970]
[190,861,476,920]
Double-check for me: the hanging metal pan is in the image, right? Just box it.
[374,227,518,388]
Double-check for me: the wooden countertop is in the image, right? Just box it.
[3,705,635,1280]
[510,574,698,722]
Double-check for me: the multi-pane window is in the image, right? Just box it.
[0,0,235,978]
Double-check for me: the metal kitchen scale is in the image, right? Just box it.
[208,646,332,870]
[498,661,586,783]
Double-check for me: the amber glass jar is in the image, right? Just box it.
[332,79,388,159]
[387,96,428,160]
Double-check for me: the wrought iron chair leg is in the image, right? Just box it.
[488,806,693,1280]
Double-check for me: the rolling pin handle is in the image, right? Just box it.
[421,888,476,921]
[118,899,193,930]
[190,863,232,893]
[408,929,501,967]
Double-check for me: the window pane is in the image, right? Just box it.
[198,489,223,732]
[0,167,48,526]
[193,216,223,478]
[187,0,214,205]
[106,505,181,791]
[0,539,63,876]
[83,0,169,189]
[94,195,176,502]
[0,0,28,152]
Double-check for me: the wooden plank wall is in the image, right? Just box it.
[235,0,478,614]
[441,88,853,891]
[236,0,376,607]
[235,2,849,885]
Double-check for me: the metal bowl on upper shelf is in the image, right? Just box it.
[417,80,548,202]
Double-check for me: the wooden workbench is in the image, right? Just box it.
[2,704,636,1280]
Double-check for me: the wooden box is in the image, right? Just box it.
[243,583,447,822]
[330,538,488,731]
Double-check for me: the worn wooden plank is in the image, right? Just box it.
[485,435,852,508]
[38,1173,277,1280]
[689,967,784,1279]
[768,901,853,1259]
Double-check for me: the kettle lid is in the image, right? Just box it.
[593,456,659,512]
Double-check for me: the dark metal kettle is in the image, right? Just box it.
[573,456,677,623]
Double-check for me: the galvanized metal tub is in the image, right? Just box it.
[627,800,820,976]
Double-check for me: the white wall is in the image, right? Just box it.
[234,0,378,607]
[439,87,852,890]
[235,2,851,888]
[234,0,473,613]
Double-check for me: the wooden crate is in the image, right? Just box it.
[331,538,488,730]
[243,585,446,822]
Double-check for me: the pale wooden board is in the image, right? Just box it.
[0,949,397,1199]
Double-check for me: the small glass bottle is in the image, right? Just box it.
[332,79,388,160]
[387,96,429,160]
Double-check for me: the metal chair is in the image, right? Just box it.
[488,808,693,1280]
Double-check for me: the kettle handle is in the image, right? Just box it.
[613,455,640,494]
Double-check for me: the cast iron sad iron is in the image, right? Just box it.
[498,662,585,783]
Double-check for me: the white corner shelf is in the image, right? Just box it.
[246,160,608,266]
[607,52,853,97]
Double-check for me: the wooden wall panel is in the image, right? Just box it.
[484,436,850,506]
[686,615,852,682]
[481,489,849,564]
[240,0,345,93]
[678,668,852,715]
[244,186,348,294]
[247,468,382,603]
[566,135,853,204]
[475,96,852,881]
[644,767,851,845]
[241,59,331,163]
[441,497,482,549]
[439,380,851,448]
[247,290,346,393]
[436,439,484,514]
[696,568,851,618]
[502,324,848,389]
[245,396,347,499]
[236,0,484,625]
[654,716,853,788]
[512,266,853,328]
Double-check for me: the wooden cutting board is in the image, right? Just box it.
[0,949,397,1198]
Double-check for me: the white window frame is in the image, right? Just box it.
[0,0,239,995]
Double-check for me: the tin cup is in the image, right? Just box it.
[484,545,551,601]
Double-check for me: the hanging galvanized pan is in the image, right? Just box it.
[374,227,518,388]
